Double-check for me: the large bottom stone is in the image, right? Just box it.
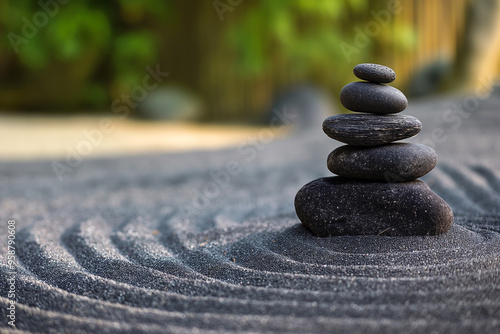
[294,177,453,236]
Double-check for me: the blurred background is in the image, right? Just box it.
[1,0,500,161]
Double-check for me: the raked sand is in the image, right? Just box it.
[1,91,500,333]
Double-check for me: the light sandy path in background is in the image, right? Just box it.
[1,115,282,161]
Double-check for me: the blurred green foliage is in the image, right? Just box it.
[0,0,170,109]
[230,0,369,76]
[229,0,415,79]
[0,0,416,118]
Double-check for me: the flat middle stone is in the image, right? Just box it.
[322,114,422,146]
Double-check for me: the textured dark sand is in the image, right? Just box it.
[1,91,500,333]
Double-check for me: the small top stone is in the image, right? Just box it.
[353,63,396,83]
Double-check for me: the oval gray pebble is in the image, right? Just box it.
[327,143,437,182]
[294,177,454,236]
[322,114,422,146]
[353,63,396,83]
[340,82,408,114]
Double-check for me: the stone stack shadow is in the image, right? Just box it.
[295,63,454,236]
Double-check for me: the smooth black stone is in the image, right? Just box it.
[353,63,396,83]
[294,177,454,236]
[327,143,437,182]
[322,114,422,146]
[340,82,408,114]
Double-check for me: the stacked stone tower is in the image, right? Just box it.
[295,63,453,236]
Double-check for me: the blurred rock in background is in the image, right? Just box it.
[408,58,452,97]
[135,86,202,121]
[264,85,333,132]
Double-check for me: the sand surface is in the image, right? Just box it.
[1,91,500,333]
